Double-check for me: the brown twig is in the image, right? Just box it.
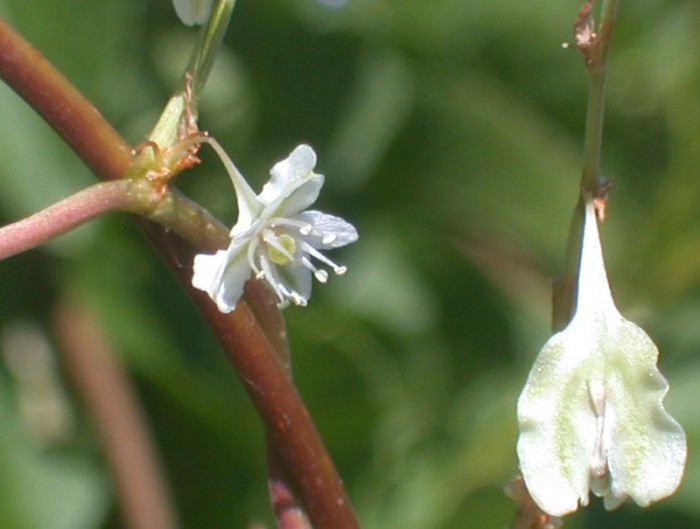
[52,299,179,529]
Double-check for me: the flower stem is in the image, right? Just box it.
[553,0,621,330]
[580,0,621,193]
[144,186,231,252]
[187,0,237,105]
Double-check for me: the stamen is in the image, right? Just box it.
[258,251,308,308]
[300,256,328,283]
[322,233,337,245]
[258,253,286,305]
[247,237,263,276]
[290,292,307,306]
[269,217,315,235]
[299,241,348,275]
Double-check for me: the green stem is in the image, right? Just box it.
[581,72,607,193]
[553,0,622,330]
[580,0,621,193]
[187,0,237,105]
[143,185,231,252]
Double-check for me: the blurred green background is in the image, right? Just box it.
[0,0,699,527]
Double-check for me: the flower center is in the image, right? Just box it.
[265,232,297,266]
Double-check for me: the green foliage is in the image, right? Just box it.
[0,0,699,527]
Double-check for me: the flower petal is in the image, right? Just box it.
[207,138,262,230]
[294,210,359,248]
[259,145,319,208]
[270,175,325,219]
[192,243,252,313]
[517,329,599,516]
[172,0,214,26]
[601,319,687,509]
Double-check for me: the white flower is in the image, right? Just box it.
[172,0,214,26]
[192,141,358,313]
[517,197,686,517]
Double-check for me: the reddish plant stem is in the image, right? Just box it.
[0,180,132,260]
[53,299,179,529]
[244,280,290,373]
[0,16,359,529]
[246,282,311,529]
[149,222,358,529]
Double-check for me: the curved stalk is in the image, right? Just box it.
[0,181,131,260]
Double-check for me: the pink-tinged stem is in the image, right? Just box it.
[249,279,310,529]
[0,180,132,260]
[267,437,313,529]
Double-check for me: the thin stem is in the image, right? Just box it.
[553,0,622,329]
[0,179,228,262]
[187,0,237,104]
[53,299,179,529]
[580,0,621,193]
[249,283,307,529]
[581,73,606,193]
[0,181,132,260]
